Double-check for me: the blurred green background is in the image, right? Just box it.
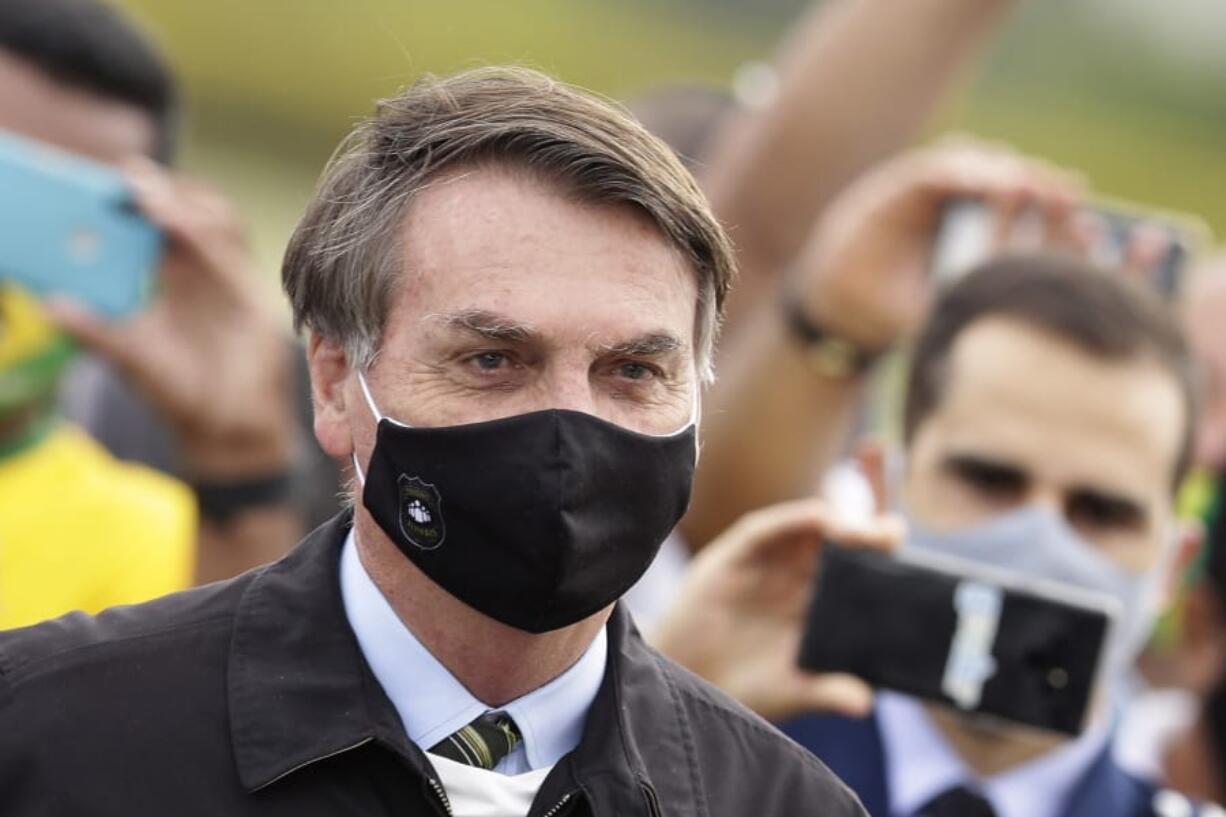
[111,0,1226,286]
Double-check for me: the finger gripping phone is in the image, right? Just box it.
[797,543,1117,735]
[930,197,1205,300]
[0,128,161,318]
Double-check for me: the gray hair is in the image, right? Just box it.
[282,66,736,383]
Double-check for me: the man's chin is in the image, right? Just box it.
[951,709,1016,739]
[927,699,1075,755]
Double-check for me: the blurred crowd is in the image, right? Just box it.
[3,0,1226,815]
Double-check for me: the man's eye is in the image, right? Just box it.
[949,459,1025,499]
[617,362,656,381]
[1066,493,1143,532]
[471,352,509,371]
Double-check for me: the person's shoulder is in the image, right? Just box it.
[59,424,193,513]
[31,424,194,542]
[647,647,866,814]
[0,567,252,696]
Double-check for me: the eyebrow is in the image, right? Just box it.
[1066,486,1147,519]
[943,453,1028,483]
[443,309,539,344]
[598,333,685,358]
[945,453,1147,519]
[439,309,684,357]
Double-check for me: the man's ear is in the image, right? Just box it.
[306,332,355,460]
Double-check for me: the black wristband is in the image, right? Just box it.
[191,471,295,523]
[781,290,881,378]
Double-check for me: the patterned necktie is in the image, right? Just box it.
[917,785,999,817]
[428,711,522,770]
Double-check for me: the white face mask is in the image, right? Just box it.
[903,504,1176,692]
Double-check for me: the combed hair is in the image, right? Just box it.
[0,0,178,162]
[903,253,1198,491]
[282,66,735,383]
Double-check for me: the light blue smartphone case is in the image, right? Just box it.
[0,129,162,318]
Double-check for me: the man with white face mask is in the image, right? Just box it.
[658,253,1205,817]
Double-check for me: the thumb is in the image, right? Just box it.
[793,672,875,719]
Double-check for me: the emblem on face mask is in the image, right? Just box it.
[397,474,445,550]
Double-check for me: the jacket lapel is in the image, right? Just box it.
[227,513,425,792]
[1058,745,1153,817]
[565,605,692,817]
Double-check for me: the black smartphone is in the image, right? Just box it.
[797,543,1118,735]
[930,197,1206,300]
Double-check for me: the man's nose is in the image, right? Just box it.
[1031,491,1065,520]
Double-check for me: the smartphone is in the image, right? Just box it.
[0,128,161,318]
[930,196,1206,299]
[797,542,1119,735]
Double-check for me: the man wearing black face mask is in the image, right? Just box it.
[0,67,867,817]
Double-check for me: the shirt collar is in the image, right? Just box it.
[878,691,1110,817]
[339,529,607,771]
[228,512,682,815]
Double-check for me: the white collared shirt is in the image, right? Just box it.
[877,692,1110,817]
[339,529,608,775]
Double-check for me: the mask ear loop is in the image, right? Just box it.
[653,388,702,439]
[351,369,388,487]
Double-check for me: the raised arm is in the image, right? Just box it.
[681,143,1084,550]
[703,0,1020,324]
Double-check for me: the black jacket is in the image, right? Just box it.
[0,514,865,816]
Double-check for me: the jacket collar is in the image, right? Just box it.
[228,512,692,815]
[228,512,419,791]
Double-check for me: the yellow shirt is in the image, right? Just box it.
[0,424,195,630]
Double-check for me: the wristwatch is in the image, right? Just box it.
[781,290,881,379]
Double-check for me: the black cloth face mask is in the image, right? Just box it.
[353,371,697,633]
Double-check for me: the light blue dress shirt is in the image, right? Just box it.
[877,691,1110,817]
[339,529,608,775]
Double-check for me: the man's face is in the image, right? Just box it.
[0,50,156,162]
[319,167,699,465]
[903,316,1184,575]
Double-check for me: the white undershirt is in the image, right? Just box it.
[428,753,553,817]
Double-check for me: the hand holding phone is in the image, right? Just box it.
[655,500,904,721]
[931,196,1207,299]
